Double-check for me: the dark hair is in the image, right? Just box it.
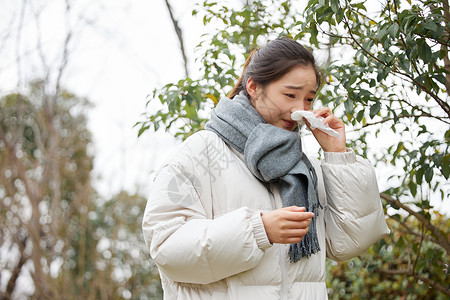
[228,37,322,99]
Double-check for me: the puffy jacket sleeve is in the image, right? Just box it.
[320,149,390,261]
[142,133,271,284]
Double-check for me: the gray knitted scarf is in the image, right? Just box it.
[205,92,321,262]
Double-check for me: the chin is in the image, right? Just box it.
[281,125,296,131]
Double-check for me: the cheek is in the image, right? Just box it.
[262,97,283,113]
[304,100,313,110]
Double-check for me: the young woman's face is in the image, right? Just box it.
[248,65,317,131]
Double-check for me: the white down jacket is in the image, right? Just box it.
[142,130,390,299]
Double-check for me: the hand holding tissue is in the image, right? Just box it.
[291,110,341,138]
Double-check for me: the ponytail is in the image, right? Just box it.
[228,48,259,99]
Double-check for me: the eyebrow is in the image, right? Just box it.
[284,85,316,94]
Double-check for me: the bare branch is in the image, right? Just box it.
[53,0,73,105]
[4,236,28,299]
[0,12,16,60]
[30,0,50,84]
[164,0,189,78]
[15,0,27,91]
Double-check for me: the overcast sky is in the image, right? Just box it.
[1,0,210,198]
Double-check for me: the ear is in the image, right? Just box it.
[246,77,259,101]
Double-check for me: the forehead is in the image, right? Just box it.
[272,65,317,89]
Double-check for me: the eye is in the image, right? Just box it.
[306,98,314,102]
[285,94,296,99]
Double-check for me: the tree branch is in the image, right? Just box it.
[390,215,438,245]
[4,236,28,300]
[341,8,450,117]
[31,0,50,84]
[164,0,189,78]
[54,0,72,104]
[377,268,450,296]
[361,113,450,128]
[15,0,27,91]
[380,193,450,254]
[415,274,450,297]
[442,0,450,97]
[411,223,425,275]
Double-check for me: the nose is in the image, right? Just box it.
[290,100,305,113]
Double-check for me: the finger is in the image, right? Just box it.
[284,228,310,242]
[321,114,335,126]
[283,206,306,212]
[313,107,331,117]
[289,227,310,237]
[280,228,309,239]
[284,211,315,221]
[281,219,312,230]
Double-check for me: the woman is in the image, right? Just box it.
[142,37,390,299]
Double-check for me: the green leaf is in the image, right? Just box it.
[425,167,434,183]
[376,23,389,41]
[137,124,149,137]
[331,0,339,13]
[344,98,354,115]
[356,109,365,122]
[416,167,424,185]
[433,73,446,85]
[185,104,198,121]
[442,155,450,178]
[393,142,404,159]
[309,22,319,46]
[388,23,399,38]
[398,56,410,72]
[423,20,439,34]
[408,180,417,196]
[420,42,432,63]
[369,102,381,118]
[432,153,443,167]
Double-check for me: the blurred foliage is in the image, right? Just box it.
[137,0,449,298]
[0,81,161,299]
[327,212,449,299]
[83,191,162,300]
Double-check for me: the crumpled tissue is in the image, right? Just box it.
[291,110,340,138]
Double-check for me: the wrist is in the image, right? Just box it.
[324,147,347,153]
[322,144,347,153]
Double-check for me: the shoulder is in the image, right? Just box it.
[181,130,224,150]
[157,130,227,170]
[180,130,227,158]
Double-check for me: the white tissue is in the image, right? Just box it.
[291,110,340,138]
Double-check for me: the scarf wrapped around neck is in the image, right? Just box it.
[205,91,321,262]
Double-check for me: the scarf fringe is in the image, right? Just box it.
[289,201,322,262]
